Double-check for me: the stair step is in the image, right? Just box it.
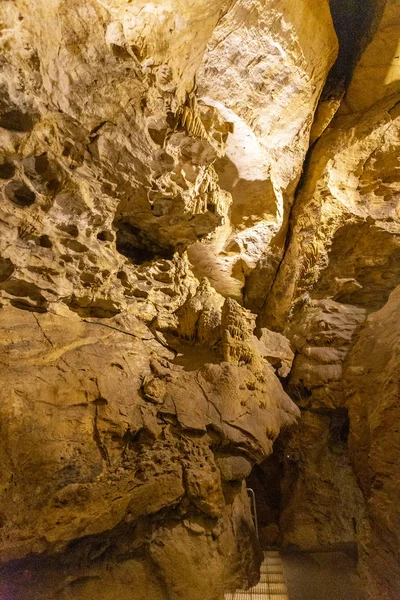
[259,574,285,583]
[250,583,271,592]
[226,595,289,600]
[268,583,287,594]
[225,551,289,599]
[263,558,281,564]
[261,567,284,574]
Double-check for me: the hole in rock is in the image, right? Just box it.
[4,181,36,207]
[46,179,61,194]
[1,279,46,302]
[61,239,89,253]
[246,438,285,549]
[131,288,149,299]
[2,279,48,312]
[0,161,16,179]
[65,297,120,319]
[57,224,79,237]
[115,221,174,265]
[340,419,350,442]
[97,230,114,242]
[38,235,52,248]
[9,300,47,313]
[80,272,96,285]
[22,154,62,195]
[60,254,74,263]
[111,44,132,60]
[0,257,14,283]
[148,125,167,146]
[33,154,49,174]
[329,408,350,447]
[0,108,34,132]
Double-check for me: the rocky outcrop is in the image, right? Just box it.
[3,0,344,592]
[0,0,338,320]
[262,92,400,563]
[1,0,399,598]
[0,303,298,599]
[345,285,400,600]
[193,0,338,304]
[261,3,400,597]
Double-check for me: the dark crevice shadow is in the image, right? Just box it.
[322,0,388,101]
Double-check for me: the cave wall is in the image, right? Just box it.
[0,0,399,599]
[345,285,400,600]
[0,1,337,597]
[262,2,400,598]
[0,297,300,600]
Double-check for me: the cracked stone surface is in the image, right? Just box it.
[0,1,399,599]
[0,304,298,599]
[261,5,400,598]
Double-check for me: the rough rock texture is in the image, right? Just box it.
[0,303,298,599]
[345,285,400,600]
[193,0,338,304]
[0,0,317,590]
[0,0,399,599]
[262,3,400,598]
[0,0,337,318]
[262,90,400,563]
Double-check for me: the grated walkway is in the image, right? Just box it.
[225,551,290,600]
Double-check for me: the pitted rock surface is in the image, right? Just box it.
[0,1,399,600]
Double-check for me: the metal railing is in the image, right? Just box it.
[246,487,259,540]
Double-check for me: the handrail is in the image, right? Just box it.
[246,487,259,540]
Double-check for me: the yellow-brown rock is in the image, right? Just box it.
[345,285,400,600]
[261,6,400,598]
[0,0,399,598]
[0,303,298,598]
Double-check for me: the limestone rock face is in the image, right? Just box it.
[262,5,400,598]
[279,409,366,550]
[345,286,400,600]
[0,0,399,598]
[0,0,337,320]
[0,304,298,599]
[340,0,400,114]
[196,0,338,304]
[264,94,400,332]
[262,93,400,562]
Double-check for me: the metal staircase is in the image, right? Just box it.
[225,551,290,600]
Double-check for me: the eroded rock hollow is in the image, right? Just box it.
[0,1,399,599]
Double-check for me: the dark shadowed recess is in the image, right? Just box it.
[0,161,16,179]
[323,0,387,98]
[246,438,286,549]
[4,181,36,207]
[114,220,174,265]
[0,86,38,132]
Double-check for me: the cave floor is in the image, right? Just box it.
[281,549,364,600]
[225,549,364,600]
[225,550,289,599]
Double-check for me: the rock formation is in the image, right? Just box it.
[345,285,400,600]
[0,1,399,599]
[262,2,400,598]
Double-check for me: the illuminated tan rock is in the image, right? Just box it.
[345,285,400,600]
[192,0,338,303]
[0,300,298,598]
[262,7,400,597]
[0,0,399,598]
